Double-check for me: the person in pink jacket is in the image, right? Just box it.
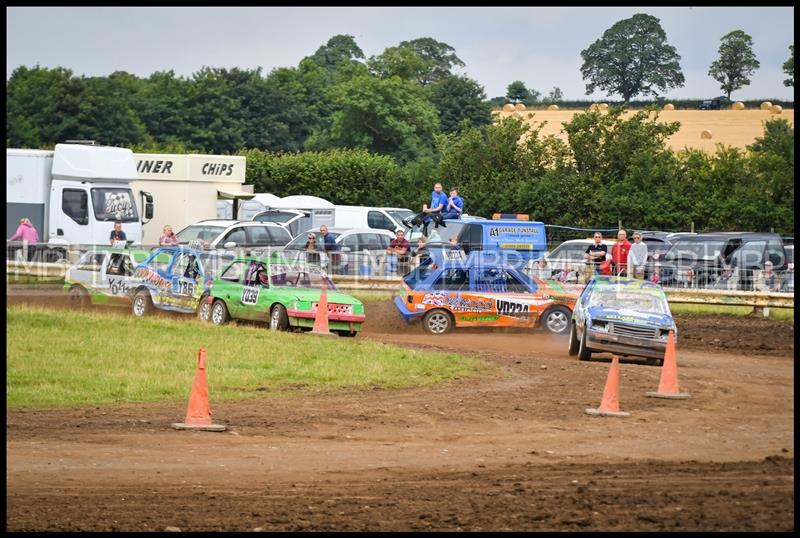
[9,218,40,261]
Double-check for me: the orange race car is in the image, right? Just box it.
[394,255,579,335]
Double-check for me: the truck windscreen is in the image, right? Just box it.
[91,188,139,222]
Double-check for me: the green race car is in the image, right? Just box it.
[203,255,366,337]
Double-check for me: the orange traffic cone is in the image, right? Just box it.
[172,348,227,431]
[646,331,690,399]
[310,283,334,336]
[585,356,630,417]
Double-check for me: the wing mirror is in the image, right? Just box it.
[223,241,236,249]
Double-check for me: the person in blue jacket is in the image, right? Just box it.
[421,183,449,236]
[441,188,464,221]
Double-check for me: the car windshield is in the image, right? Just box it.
[589,288,669,314]
[664,240,726,261]
[176,225,225,243]
[284,231,341,250]
[269,264,334,289]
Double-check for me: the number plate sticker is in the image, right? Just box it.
[241,286,260,305]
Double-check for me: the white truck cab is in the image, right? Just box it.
[7,142,153,259]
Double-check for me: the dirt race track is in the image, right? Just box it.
[6,297,795,531]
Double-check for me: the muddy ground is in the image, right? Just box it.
[6,295,795,531]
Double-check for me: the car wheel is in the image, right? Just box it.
[423,309,453,335]
[568,322,579,356]
[68,285,89,309]
[211,300,229,326]
[578,326,592,361]
[197,294,212,322]
[543,305,571,335]
[132,290,153,317]
[335,330,357,338]
[269,304,289,331]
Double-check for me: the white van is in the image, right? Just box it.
[334,206,415,232]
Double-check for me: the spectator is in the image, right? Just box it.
[319,225,340,273]
[304,233,321,265]
[754,261,781,292]
[627,232,648,279]
[110,222,127,245]
[441,188,464,221]
[421,182,449,236]
[8,217,39,261]
[159,225,179,247]
[611,229,631,276]
[557,263,578,284]
[413,237,430,265]
[530,258,551,280]
[714,251,738,290]
[584,232,608,273]
[385,228,410,275]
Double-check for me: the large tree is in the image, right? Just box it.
[308,34,365,70]
[506,80,530,103]
[783,45,794,87]
[708,30,760,100]
[427,75,492,134]
[580,13,685,102]
[368,37,465,86]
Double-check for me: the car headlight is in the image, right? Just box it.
[590,319,609,332]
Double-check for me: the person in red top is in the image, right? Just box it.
[610,229,632,276]
[385,229,410,275]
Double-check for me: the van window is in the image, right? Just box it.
[62,189,88,225]
[368,211,395,231]
[90,188,138,223]
[731,241,766,268]
[467,224,482,251]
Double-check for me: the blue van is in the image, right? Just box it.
[408,216,547,271]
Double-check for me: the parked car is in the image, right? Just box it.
[129,246,232,317]
[658,232,787,290]
[394,253,578,335]
[175,220,293,254]
[523,238,615,278]
[568,276,677,365]
[781,245,793,292]
[64,247,152,307]
[203,254,365,337]
[280,227,396,275]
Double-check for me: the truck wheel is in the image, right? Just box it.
[68,285,89,309]
[578,327,592,361]
[568,323,579,356]
[211,300,229,326]
[197,294,212,322]
[269,304,289,331]
[132,290,153,317]
[543,305,571,335]
[423,309,453,335]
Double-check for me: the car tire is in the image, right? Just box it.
[542,305,571,336]
[269,304,289,331]
[68,285,90,309]
[335,330,357,338]
[423,309,453,335]
[578,327,592,361]
[568,322,579,356]
[132,290,153,318]
[211,299,230,326]
[197,294,212,322]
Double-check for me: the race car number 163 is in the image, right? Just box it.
[241,286,259,305]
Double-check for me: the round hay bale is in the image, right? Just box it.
[663,103,675,111]
[589,103,600,112]
[514,103,526,111]
[598,103,609,111]
[547,104,559,111]
[770,105,783,114]
[732,101,745,110]
[700,129,713,139]
[502,103,515,112]
[760,101,772,110]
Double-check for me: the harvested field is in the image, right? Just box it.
[6,297,795,531]
[496,108,794,152]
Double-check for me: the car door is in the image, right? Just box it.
[169,252,200,311]
[214,260,248,319]
[237,261,268,320]
[367,210,395,232]
[474,267,540,327]
[105,252,135,298]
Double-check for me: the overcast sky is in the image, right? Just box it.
[6,6,795,100]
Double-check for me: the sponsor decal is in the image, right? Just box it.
[496,299,530,318]
[108,277,134,296]
[498,243,533,249]
[421,292,493,312]
[459,315,499,322]
[489,226,541,237]
[103,191,135,220]
[241,286,260,305]
[134,267,171,290]
[201,162,234,176]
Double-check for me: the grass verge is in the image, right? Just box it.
[7,305,489,409]
[670,303,794,322]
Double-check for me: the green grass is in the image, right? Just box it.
[670,303,794,322]
[6,305,489,409]
[349,290,396,302]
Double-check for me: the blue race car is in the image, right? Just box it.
[568,276,677,365]
[129,246,233,318]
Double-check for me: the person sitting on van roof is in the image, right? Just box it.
[441,188,464,221]
[420,182,449,235]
